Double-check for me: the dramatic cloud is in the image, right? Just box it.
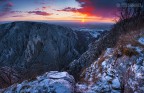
[57,6,95,17]
[58,0,123,18]
[0,0,14,17]
[76,0,123,17]
[0,0,122,22]
[28,11,52,16]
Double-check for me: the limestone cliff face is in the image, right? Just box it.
[0,21,101,88]
[0,21,78,77]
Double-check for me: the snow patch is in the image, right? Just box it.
[76,83,88,92]
[138,37,144,45]
[104,48,114,57]
[33,35,41,44]
[112,78,120,89]
[47,71,69,79]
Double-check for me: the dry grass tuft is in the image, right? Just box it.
[120,47,138,57]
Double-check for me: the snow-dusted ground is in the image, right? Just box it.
[138,37,144,45]
[76,38,144,93]
[1,71,75,93]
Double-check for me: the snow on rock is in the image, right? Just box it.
[104,48,114,57]
[47,71,69,78]
[112,77,121,89]
[75,83,88,92]
[33,35,41,44]
[89,31,100,38]
[24,35,43,62]
[76,44,144,93]
[138,37,144,45]
[2,71,75,93]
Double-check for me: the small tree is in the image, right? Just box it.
[118,0,144,21]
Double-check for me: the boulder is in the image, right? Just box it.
[1,71,75,93]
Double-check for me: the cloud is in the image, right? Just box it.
[76,0,123,17]
[12,15,24,17]
[42,6,49,10]
[0,0,14,17]
[58,0,123,18]
[7,2,13,7]
[57,7,77,12]
[35,6,50,11]
[28,11,52,16]
[57,6,94,16]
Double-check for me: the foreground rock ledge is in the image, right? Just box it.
[1,71,75,93]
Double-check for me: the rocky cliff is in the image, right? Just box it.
[1,29,144,93]
[0,21,99,88]
[0,21,80,88]
[76,30,144,92]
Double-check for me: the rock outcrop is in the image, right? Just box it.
[1,71,75,93]
[76,45,144,92]
[76,30,144,93]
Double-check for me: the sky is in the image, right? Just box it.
[0,0,123,23]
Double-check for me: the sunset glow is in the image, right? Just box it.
[81,14,86,23]
[0,0,121,23]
